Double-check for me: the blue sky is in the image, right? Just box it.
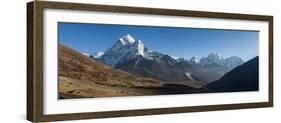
[58,22,259,61]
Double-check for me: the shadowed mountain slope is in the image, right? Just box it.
[203,56,259,92]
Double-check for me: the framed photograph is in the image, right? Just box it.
[27,1,273,122]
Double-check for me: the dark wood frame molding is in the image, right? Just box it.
[27,1,273,122]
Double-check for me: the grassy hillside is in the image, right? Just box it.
[59,44,164,98]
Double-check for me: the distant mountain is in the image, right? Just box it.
[189,56,200,64]
[93,51,104,59]
[188,53,244,67]
[82,34,245,82]
[223,56,244,67]
[190,63,231,82]
[203,56,259,92]
[81,52,89,56]
[200,53,225,66]
[185,54,244,82]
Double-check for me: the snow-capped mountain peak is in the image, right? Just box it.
[200,53,225,65]
[208,53,223,60]
[119,34,136,45]
[189,56,200,64]
[98,34,145,66]
[224,56,244,67]
[186,53,244,67]
[82,52,91,57]
[93,51,104,58]
[176,57,186,62]
[170,55,179,60]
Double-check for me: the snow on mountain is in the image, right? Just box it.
[170,55,179,60]
[184,53,244,67]
[187,53,244,68]
[82,52,91,57]
[189,56,200,64]
[132,40,144,56]
[98,34,145,66]
[81,51,104,59]
[176,57,186,62]
[97,33,174,67]
[200,53,225,66]
[224,56,244,67]
[143,49,166,61]
[119,33,136,44]
[143,49,154,60]
[185,72,195,81]
[93,51,104,58]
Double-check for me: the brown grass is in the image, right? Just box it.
[59,44,165,98]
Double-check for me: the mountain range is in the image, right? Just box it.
[94,34,244,67]
[84,34,245,82]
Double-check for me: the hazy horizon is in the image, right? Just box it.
[59,22,259,61]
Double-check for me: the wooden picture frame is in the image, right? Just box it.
[27,1,273,122]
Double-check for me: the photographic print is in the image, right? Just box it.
[58,23,259,99]
[27,1,273,122]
